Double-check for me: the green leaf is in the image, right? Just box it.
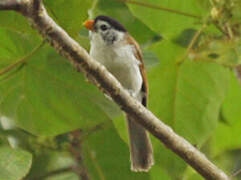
[44,0,92,38]
[150,165,172,180]
[213,150,241,180]
[46,172,79,180]
[0,30,115,136]
[83,125,150,180]
[183,166,203,180]
[149,61,229,146]
[0,29,39,65]
[151,138,187,178]
[0,146,32,180]
[43,0,93,49]
[149,40,185,68]
[126,0,207,38]
[211,72,241,156]
[0,11,40,43]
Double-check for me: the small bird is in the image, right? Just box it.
[84,15,154,172]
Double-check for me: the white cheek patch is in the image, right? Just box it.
[90,32,106,47]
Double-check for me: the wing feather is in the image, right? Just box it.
[125,34,148,106]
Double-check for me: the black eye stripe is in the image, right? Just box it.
[100,24,108,31]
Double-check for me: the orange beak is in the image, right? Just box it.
[83,20,95,31]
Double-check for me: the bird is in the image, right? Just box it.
[83,15,154,172]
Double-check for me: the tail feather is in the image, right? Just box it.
[127,115,154,172]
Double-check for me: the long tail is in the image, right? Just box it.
[127,115,154,172]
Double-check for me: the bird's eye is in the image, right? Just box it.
[100,24,108,31]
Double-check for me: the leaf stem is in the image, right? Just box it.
[69,130,91,180]
[0,40,45,76]
[117,0,202,19]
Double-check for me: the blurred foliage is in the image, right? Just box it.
[0,0,241,179]
[0,146,32,180]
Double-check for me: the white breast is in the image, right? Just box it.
[89,33,143,98]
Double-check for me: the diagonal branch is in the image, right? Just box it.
[0,0,230,179]
[0,0,21,11]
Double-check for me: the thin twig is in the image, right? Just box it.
[214,22,229,36]
[0,40,45,76]
[230,168,241,178]
[116,0,201,19]
[69,130,90,180]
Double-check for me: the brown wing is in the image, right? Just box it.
[125,34,148,107]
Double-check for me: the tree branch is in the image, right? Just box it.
[0,0,230,179]
[69,130,90,180]
[0,0,21,11]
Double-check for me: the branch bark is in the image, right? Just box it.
[0,0,21,11]
[69,130,90,180]
[0,0,230,179]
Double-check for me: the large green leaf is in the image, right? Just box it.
[126,0,207,38]
[43,0,93,49]
[151,138,187,179]
[44,0,92,38]
[149,61,229,146]
[0,11,40,43]
[149,40,185,68]
[0,29,39,65]
[83,124,150,180]
[0,29,116,136]
[211,72,241,156]
[0,146,32,180]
